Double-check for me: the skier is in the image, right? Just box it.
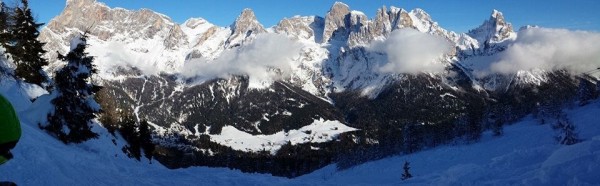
[0,93,20,165]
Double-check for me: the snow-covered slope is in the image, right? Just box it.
[302,101,600,185]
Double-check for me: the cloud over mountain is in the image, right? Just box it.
[369,28,452,74]
[182,33,303,86]
[490,28,600,74]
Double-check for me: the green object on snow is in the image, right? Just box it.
[0,93,20,165]
[0,154,7,165]
[0,94,20,144]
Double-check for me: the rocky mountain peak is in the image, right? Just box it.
[41,0,112,63]
[374,6,389,22]
[322,2,351,42]
[331,1,350,11]
[226,8,265,48]
[231,8,264,32]
[47,0,178,41]
[240,8,256,18]
[411,8,432,22]
[376,5,388,15]
[491,9,502,19]
[184,17,209,29]
[386,6,412,29]
[467,9,514,44]
[66,0,96,7]
[490,9,509,29]
[40,0,187,73]
[371,6,391,36]
[274,16,324,42]
[50,0,108,30]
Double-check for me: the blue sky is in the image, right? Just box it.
[20,0,600,33]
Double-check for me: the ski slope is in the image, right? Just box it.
[301,103,600,185]
[1,78,600,185]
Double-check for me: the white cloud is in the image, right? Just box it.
[370,28,452,74]
[490,28,600,74]
[181,33,303,88]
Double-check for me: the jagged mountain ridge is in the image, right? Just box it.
[40,0,499,83]
[37,0,585,177]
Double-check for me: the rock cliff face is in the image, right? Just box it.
[40,0,187,72]
[226,9,265,48]
[38,0,577,177]
[45,0,184,44]
[322,2,351,43]
[274,16,324,42]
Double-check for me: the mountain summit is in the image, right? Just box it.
[226,8,265,48]
[468,9,515,44]
[322,2,351,42]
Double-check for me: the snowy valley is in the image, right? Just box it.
[1,75,599,184]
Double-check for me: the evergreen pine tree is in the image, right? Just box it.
[139,120,155,161]
[491,115,504,137]
[552,117,580,145]
[401,161,413,180]
[0,2,12,75]
[44,34,101,143]
[597,78,600,94]
[576,77,598,106]
[537,99,563,124]
[120,113,141,160]
[402,124,421,154]
[0,2,12,48]
[7,0,48,86]
[466,110,483,141]
[485,110,504,136]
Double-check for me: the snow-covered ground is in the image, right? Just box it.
[301,103,600,185]
[1,76,600,185]
[207,119,357,154]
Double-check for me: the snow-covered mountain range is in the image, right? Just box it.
[39,0,505,92]
[34,0,599,177]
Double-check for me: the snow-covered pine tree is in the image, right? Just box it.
[44,33,102,143]
[0,2,12,48]
[0,3,12,76]
[576,77,598,106]
[7,0,48,87]
[552,116,580,145]
[401,161,412,180]
[536,99,563,125]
